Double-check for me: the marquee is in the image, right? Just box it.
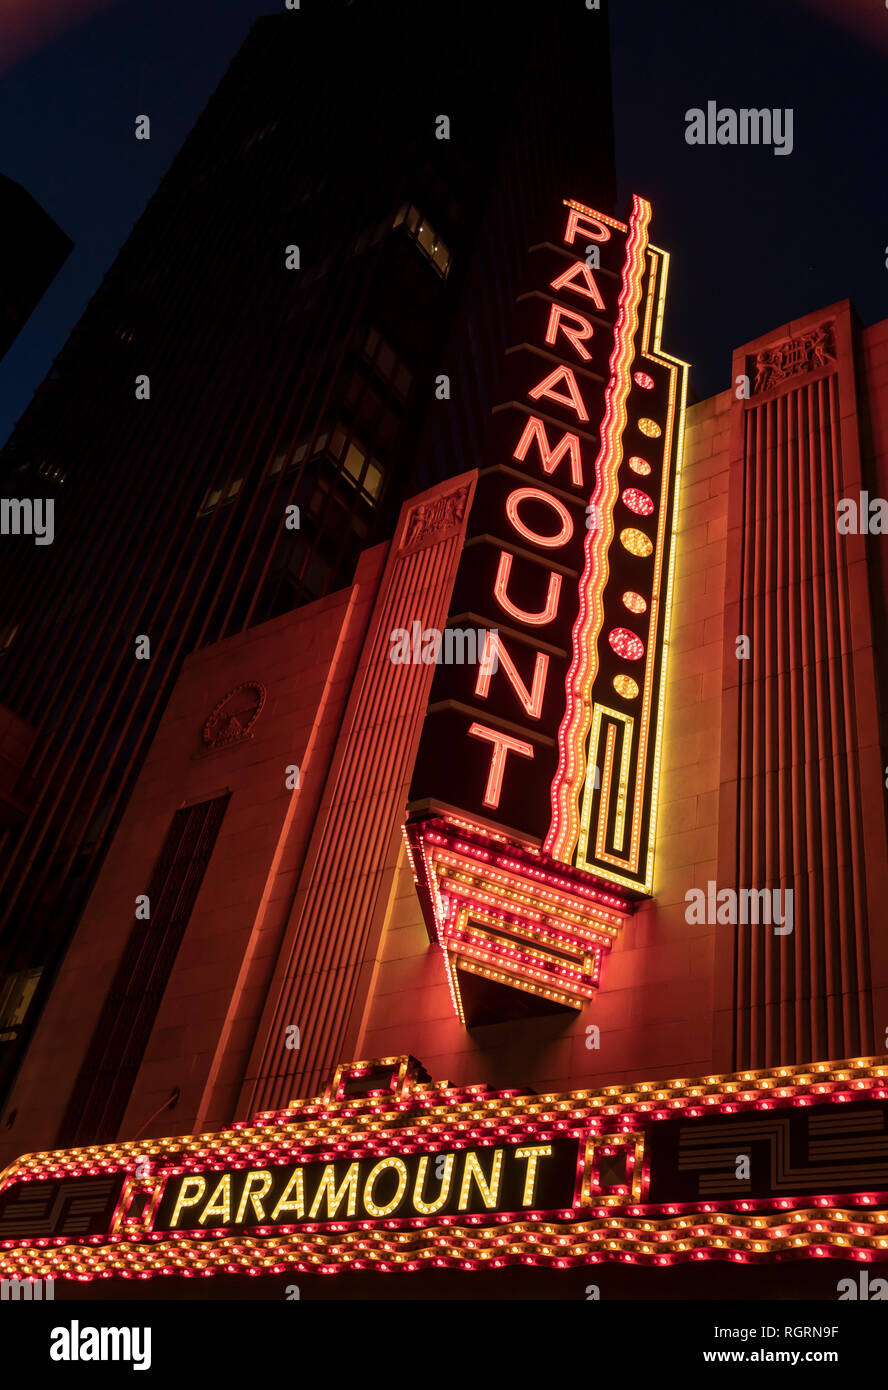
[3,1055,888,1283]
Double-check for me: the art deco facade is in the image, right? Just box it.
[0,0,615,1107]
[1,3,887,1306]
[1,181,886,1291]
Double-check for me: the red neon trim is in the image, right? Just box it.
[505,487,574,549]
[467,723,534,808]
[545,195,651,861]
[474,635,549,718]
[545,303,593,362]
[527,364,589,422]
[512,415,584,489]
[564,207,612,246]
[493,551,562,626]
[549,260,605,312]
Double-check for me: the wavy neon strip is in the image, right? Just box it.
[545,195,652,862]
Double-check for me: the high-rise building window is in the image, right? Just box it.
[198,476,243,515]
[36,459,65,485]
[269,432,329,477]
[363,327,413,398]
[392,204,451,278]
[0,967,42,1043]
[329,425,385,503]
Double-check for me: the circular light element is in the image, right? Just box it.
[608,627,645,661]
[622,487,655,517]
[634,371,655,390]
[613,674,640,699]
[620,527,653,558]
[628,456,651,476]
[638,418,661,439]
[622,590,647,614]
[505,487,573,549]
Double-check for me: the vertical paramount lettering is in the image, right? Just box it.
[406,193,688,1026]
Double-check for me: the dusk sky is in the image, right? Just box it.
[2,0,886,438]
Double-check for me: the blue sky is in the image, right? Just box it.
[1,0,886,441]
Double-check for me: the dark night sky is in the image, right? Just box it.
[1,0,886,441]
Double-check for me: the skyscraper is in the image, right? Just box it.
[0,0,616,1104]
[0,175,72,361]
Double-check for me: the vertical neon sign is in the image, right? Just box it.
[407,195,687,1018]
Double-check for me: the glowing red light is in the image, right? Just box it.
[608,628,645,661]
[622,487,654,516]
[633,371,654,389]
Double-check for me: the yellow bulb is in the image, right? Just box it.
[620,528,653,558]
[613,674,639,700]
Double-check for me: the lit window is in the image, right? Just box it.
[343,441,366,482]
[417,219,437,259]
[198,477,242,515]
[363,461,384,500]
[37,460,66,486]
[396,203,451,278]
[320,423,385,504]
[271,433,322,477]
[0,967,42,1041]
[431,239,451,276]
